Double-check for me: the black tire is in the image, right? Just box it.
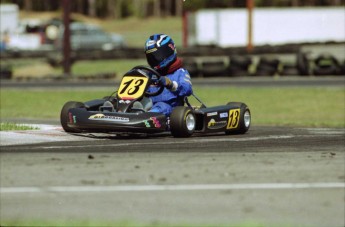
[341,60,345,76]
[296,52,310,76]
[229,55,252,69]
[259,57,280,68]
[255,57,280,76]
[313,53,341,76]
[201,61,227,77]
[313,66,340,76]
[60,101,85,133]
[0,66,12,80]
[255,65,276,76]
[225,102,251,135]
[183,58,200,78]
[170,106,196,138]
[281,64,300,76]
[228,68,249,77]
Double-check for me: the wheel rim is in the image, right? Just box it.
[186,113,196,131]
[244,110,251,128]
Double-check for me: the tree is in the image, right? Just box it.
[154,0,161,17]
[23,0,32,12]
[74,0,86,15]
[163,0,172,17]
[88,0,96,17]
[175,0,182,16]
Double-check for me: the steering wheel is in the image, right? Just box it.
[132,65,165,97]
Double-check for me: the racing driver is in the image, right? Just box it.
[144,34,193,116]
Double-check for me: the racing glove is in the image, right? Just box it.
[159,76,178,92]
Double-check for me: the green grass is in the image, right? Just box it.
[102,17,182,47]
[7,59,148,79]
[192,86,345,128]
[1,87,344,128]
[72,59,148,76]
[0,122,39,131]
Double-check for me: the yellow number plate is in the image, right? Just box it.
[227,109,240,129]
[117,76,149,100]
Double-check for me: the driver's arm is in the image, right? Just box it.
[173,69,192,97]
[161,77,178,91]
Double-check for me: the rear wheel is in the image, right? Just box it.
[60,101,85,133]
[226,102,251,135]
[170,106,196,138]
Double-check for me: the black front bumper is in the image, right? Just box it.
[67,108,167,133]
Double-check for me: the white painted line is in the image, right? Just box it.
[306,128,345,135]
[1,183,344,194]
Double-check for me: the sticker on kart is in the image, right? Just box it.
[227,108,240,129]
[143,117,162,128]
[207,119,227,129]
[89,114,129,122]
[117,75,149,100]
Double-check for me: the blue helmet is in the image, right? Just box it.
[144,34,177,71]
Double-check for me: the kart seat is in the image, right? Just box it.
[131,97,153,113]
[141,97,153,111]
[100,101,115,112]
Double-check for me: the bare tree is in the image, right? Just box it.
[107,0,115,18]
[331,0,343,5]
[154,0,161,17]
[23,0,33,12]
[175,0,182,16]
[164,0,171,17]
[291,0,299,6]
[142,0,149,17]
[305,0,316,6]
[131,0,149,18]
[88,0,96,17]
[76,0,85,14]
[115,0,124,19]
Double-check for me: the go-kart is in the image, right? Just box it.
[60,65,251,137]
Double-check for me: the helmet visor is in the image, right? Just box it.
[146,44,175,69]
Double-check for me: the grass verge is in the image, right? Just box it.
[6,59,148,79]
[0,122,39,131]
[1,87,344,128]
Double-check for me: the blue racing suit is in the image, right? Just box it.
[148,68,192,116]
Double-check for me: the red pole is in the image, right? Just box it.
[247,0,254,52]
[182,10,188,48]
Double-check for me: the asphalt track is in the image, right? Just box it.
[0,77,345,227]
[1,125,345,227]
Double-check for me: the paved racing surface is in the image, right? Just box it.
[1,76,345,226]
[1,125,344,227]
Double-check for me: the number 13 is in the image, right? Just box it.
[119,79,144,95]
[227,109,240,129]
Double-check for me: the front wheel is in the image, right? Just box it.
[225,102,251,135]
[60,101,85,133]
[170,106,196,138]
